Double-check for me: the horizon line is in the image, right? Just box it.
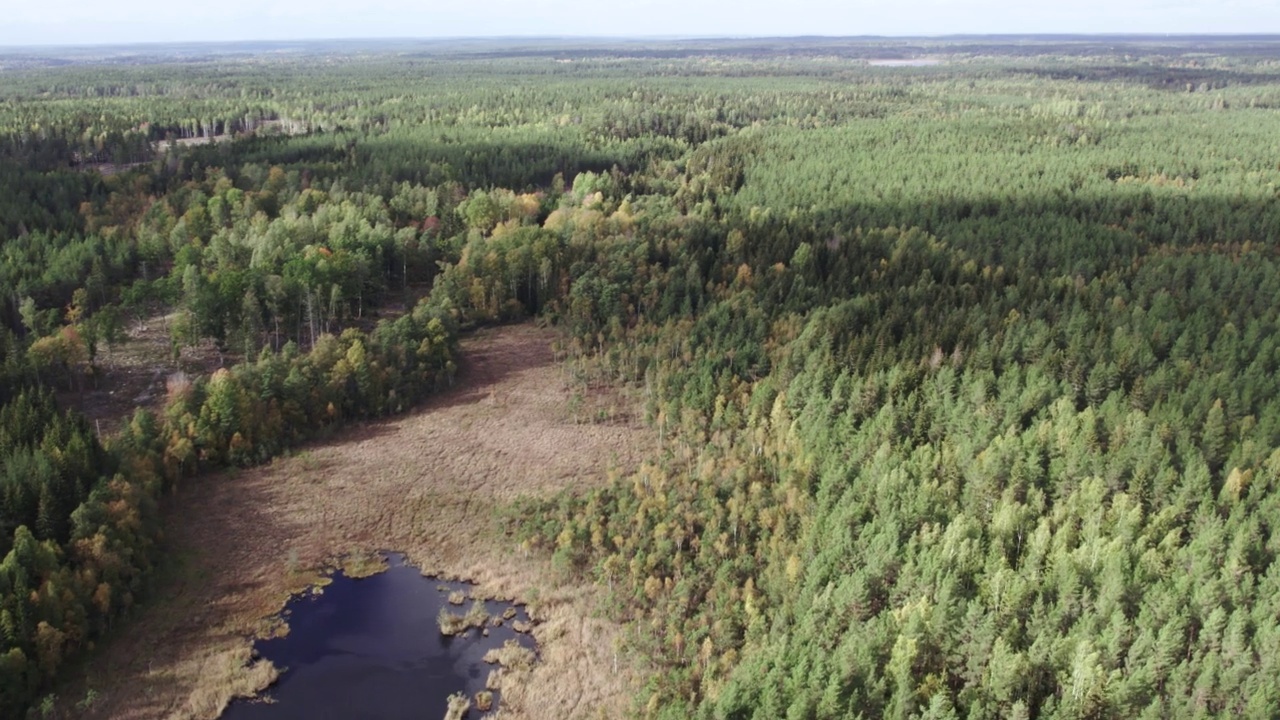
[5,32,1280,52]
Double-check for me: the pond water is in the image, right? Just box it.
[221,553,536,719]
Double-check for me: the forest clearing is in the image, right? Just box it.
[73,323,653,719]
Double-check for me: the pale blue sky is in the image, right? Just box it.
[1,0,1277,47]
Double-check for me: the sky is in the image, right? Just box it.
[0,0,1277,47]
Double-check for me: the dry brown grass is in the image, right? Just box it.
[339,551,390,579]
[445,691,473,720]
[69,323,653,720]
[483,640,537,672]
[465,600,491,627]
[486,669,504,691]
[438,607,469,636]
[438,600,490,637]
[173,646,278,718]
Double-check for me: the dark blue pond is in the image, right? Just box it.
[221,553,535,719]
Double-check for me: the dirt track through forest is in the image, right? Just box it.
[79,323,652,720]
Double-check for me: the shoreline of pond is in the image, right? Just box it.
[221,552,539,720]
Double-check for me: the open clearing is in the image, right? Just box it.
[61,311,225,436]
[75,322,653,719]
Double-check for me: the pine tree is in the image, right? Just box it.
[1202,399,1227,473]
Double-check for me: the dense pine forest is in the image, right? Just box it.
[3,37,1280,718]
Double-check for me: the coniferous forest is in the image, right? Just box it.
[4,36,1280,718]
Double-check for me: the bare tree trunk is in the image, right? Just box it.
[306,291,316,348]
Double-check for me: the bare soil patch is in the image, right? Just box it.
[60,312,224,437]
[73,322,652,719]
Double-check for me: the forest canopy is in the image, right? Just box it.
[3,36,1280,719]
